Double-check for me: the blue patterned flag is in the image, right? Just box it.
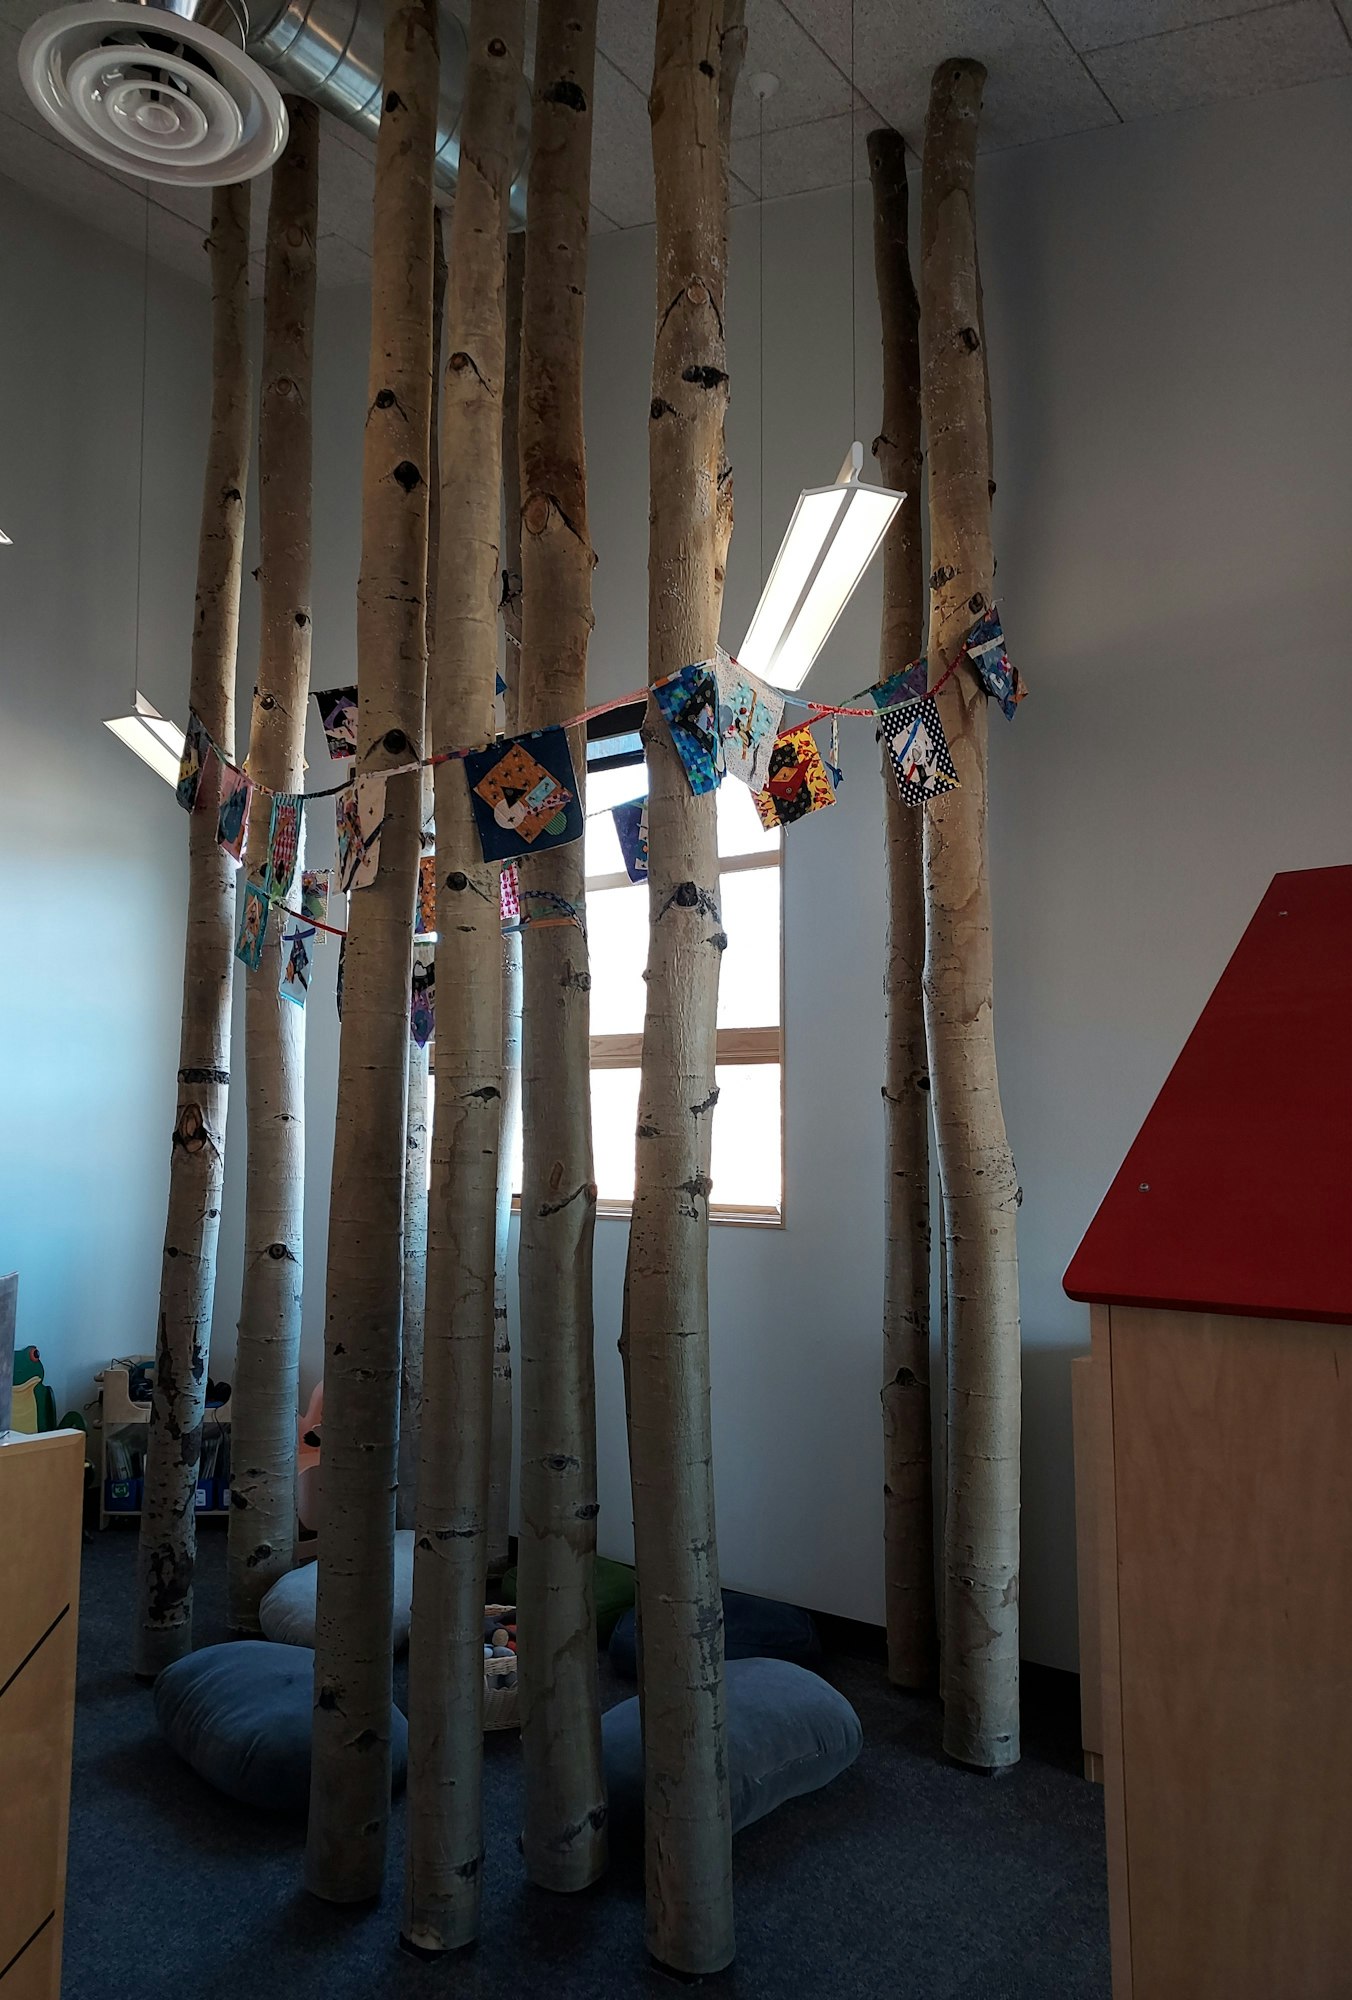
[965,608,1026,719]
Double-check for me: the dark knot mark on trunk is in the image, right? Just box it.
[650,397,677,421]
[538,1182,592,1218]
[544,78,586,112]
[574,1501,600,1521]
[546,1453,581,1473]
[709,928,728,953]
[929,562,956,592]
[245,1542,273,1567]
[681,364,728,392]
[465,1085,502,1105]
[178,1421,203,1468]
[956,325,981,353]
[679,1173,713,1203]
[392,460,422,494]
[559,1802,609,1848]
[660,881,721,927]
[563,965,591,992]
[449,349,488,389]
[230,1489,247,1509]
[369,386,408,426]
[636,1122,660,1139]
[657,280,725,343]
[689,1087,719,1117]
[179,1066,229,1086]
[892,1366,919,1388]
[316,1684,341,1711]
[171,1103,217,1158]
[352,1729,381,1752]
[454,1856,482,1883]
[967,591,987,617]
[266,1241,297,1262]
[383,89,401,113]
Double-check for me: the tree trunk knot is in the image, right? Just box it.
[375,389,395,409]
[682,364,728,391]
[383,726,411,754]
[179,1066,229,1086]
[266,1241,293,1261]
[245,1542,273,1566]
[957,325,981,353]
[171,1104,211,1155]
[546,1454,580,1473]
[447,870,469,891]
[544,78,587,112]
[689,1087,719,1116]
[678,1172,713,1202]
[929,563,956,591]
[685,282,709,306]
[392,460,422,493]
[523,494,551,535]
[651,397,677,420]
[257,691,276,710]
[295,610,310,628]
[383,90,401,113]
[487,37,506,56]
[967,591,987,616]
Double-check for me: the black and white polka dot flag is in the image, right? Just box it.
[883,696,961,806]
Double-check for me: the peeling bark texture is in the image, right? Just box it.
[134,183,252,1680]
[621,0,735,1974]
[227,99,319,1634]
[304,0,437,1903]
[918,57,1021,1773]
[403,0,522,1956]
[515,0,605,1897]
[867,125,938,1695]
[487,225,525,1576]
[398,211,447,1535]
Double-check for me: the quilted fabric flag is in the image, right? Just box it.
[463,727,582,863]
[714,653,785,791]
[753,724,838,829]
[335,937,346,1019]
[300,868,330,928]
[653,660,723,796]
[216,764,252,864]
[336,773,387,892]
[964,608,1026,720]
[410,956,435,1049]
[265,792,304,897]
[500,861,520,922]
[612,799,649,883]
[883,697,961,806]
[314,686,358,761]
[416,852,437,937]
[176,710,213,812]
[279,929,311,1008]
[865,657,930,711]
[235,881,270,970]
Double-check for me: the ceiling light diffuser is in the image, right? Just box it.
[738,443,904,692]
[104,691,184,788]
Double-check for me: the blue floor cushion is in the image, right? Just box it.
[259,1530,416,1652]
[608,1587,822,1681]
[603,1657,861,1837]
[155,1641,408,1813]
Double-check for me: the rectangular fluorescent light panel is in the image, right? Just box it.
[0,530,11,545]
[738,447,904,691]
[104,692,185,788]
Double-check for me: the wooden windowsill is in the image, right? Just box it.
[510,1194,783,1229]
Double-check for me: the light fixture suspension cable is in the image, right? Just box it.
[758,88,765,589]
[849,0,857,444]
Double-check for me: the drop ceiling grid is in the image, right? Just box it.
[1,0,1350,279]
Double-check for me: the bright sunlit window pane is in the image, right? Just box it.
[589,1064,782,1210]
[587,883,648,1035]
[584,763,648,878]
[717,867,780,1028]
[715,775,780,859]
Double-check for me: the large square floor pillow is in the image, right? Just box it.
[501,1554,636,1646]
[603,1657,861,1838]
[608,1587,821,1681]
[155,1641,408,1813]
[260,1529,416,1651]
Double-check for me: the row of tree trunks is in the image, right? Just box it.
[867,126,938,1696]
[918,56,1022,1772]
[134,183,253,1680]
[398,211,448,1537]
[621,0,736,1976]
[488,227,526,1578]
[227,98,320,1633]
[304,0,439,1902]
[515,0,606,1896]
[403,0,523,1955]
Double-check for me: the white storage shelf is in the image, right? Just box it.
[97,1361,232,1530]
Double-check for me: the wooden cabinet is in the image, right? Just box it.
[1066,866,1352,1999]
[0,1430,83,2000]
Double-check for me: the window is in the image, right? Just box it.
[581,753,783,1223]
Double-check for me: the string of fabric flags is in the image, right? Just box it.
[175,606,1023,1036]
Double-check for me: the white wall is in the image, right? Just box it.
[0,180,209,1423]
[8,73,1350,1672]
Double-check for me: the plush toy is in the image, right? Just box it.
[11,1345,57,1434]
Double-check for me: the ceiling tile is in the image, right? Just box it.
[1086,0,1352,117]
[780,0,1120,150]
[595,0,655,94]
[587,51,654,229]
[315,229,370,288]
[731,0,861,136]
[731,108,873,197]
[589,204,619,233]
[1045,0,1293,51]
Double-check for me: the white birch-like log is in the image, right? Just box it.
[134,183,252,1678]
[402,0,521,1955]
[621,0,735,1974]
[487,225,525,1575]
[398,211,447,1534]
[304,0,438,1901]
[918,56,1021,1772]
[516,0,605,1895]
[867,125,938,1693]
[227,98,319,1631]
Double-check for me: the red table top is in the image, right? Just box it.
[1064,865,1352,1326]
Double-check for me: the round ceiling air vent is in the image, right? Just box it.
[19,2,287,186]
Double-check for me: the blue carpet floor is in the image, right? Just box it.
[63,1529,1108,1999]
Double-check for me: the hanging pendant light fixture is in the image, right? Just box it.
[737,443,903,691]
[105,690,186,785]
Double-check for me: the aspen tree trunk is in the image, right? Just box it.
[867,126,937,1693]
[403,0,522,1955]
[398,212,447,1534]
[487,227,525,1575]
[621,0,735,1974]
[515,0,605,1895]
[304,0,438,1901]
[134,184,251,1679]
[918,56,1021,1772]
[712,0,744,582]
[228,99,319,1631]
